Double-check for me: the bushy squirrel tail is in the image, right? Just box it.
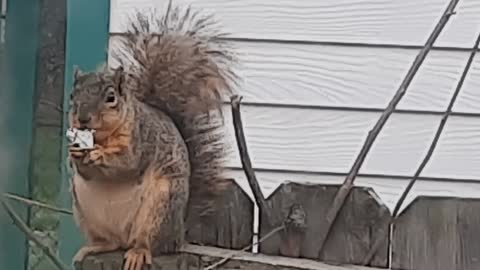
[112,1,239,216]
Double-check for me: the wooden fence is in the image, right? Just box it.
[75,180,480,270]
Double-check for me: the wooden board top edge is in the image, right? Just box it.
[182,244,387,270]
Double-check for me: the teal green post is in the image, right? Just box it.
[58,0,111,264]
[0,0,40,269]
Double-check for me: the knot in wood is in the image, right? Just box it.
[284,204,307,231]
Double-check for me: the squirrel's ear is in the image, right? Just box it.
[73,66,83,81]
[113,66,125,95]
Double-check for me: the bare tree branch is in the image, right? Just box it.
[39,99,63,113]
[230,95,274,224]
[4,192,73,215]
[362,30,480,266]
[0,195,70,270]
[316,0,460,256]
[203,225,285,270]
[393,35,480,218]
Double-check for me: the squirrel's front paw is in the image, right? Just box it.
[84,144,105,165]
[69,145,87,159]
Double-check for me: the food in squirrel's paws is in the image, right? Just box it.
[66,128,95,149]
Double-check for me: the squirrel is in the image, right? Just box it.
[67,2,238,269]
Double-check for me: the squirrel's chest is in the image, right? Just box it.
[73,174,143,246]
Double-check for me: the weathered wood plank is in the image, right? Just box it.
[227,169,480,213]
[258,182,391,267]
[457,202,480,270]
[110,0,480,48]
[75,244,387,270]
[391,196,480,270]
[186,179,254,249]
[109,37,480,113]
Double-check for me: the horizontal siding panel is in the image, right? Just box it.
[109,37,480,113]
[221,106,480,179]
[452,57,480,113]
[422,116,480,178]
[110,0,480,48]
[223,106,437,175]
[226,169,480,213]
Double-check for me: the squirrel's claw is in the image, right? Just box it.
[123,248,152,270]
[72,246,94,265]
[82,144,105,165]
[72,250,87,265]
[88,150,104,165]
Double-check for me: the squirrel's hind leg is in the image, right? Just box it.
[72,207,121,265]
[124,167,188,270]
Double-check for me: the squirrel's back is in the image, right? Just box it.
[112,1,239,217]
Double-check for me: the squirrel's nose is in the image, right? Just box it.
[77,103,92,125]
[78,114,91,125]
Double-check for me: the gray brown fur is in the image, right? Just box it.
[67,1,237,268]
[112,0,238,216]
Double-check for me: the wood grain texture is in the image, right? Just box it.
[457,201,480,270]
[258,182,390,267]
[76,245,386,270]
[227,169,480,213]
[186,179,254,250]
[391,197,480,270]
[110,0,480,48]
[109,37,480,113]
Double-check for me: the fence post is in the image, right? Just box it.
[392,197,480,270]
[57,0,111,264]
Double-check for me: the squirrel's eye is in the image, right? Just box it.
[104,87,117,106]
[105,94,116,104]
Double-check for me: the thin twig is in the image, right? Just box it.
[231,95,274,224]
[393,34,480,217]
[0,195,70,270]
[316,0,460,256]
[39,99,63,113]
[203,225,285,270]
[362,30,480,266]
[4,193,73,215]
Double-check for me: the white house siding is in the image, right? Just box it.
[108,0,480,214]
